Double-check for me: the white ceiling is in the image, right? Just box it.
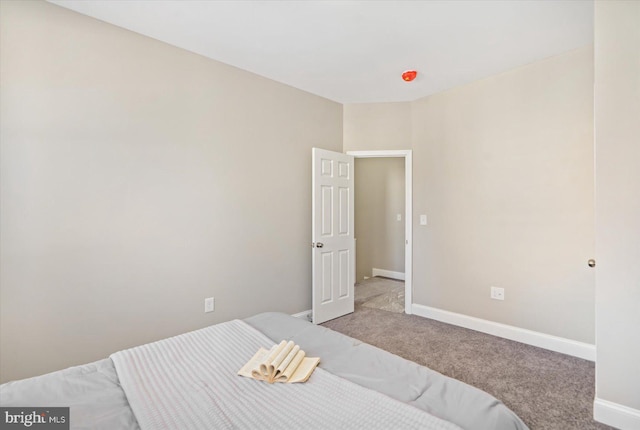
[50,1,594,104]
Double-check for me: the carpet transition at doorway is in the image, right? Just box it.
[355,277,404,313]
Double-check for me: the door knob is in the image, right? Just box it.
[316,243,324,248]
[588,259,595,268]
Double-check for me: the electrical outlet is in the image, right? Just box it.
[490,287,505,301]
[204,297,215,313]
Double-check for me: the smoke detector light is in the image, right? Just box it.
[402,70,418,82]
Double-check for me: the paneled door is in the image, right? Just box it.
[311,148,355,324]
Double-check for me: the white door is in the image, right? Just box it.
[312,148,355,324]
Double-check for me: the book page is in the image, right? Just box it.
[238,347,270,379]
[238,342,320,384]
[271,341,296,373]
[262,341,286,366]
[289,357,320,383]
[276,350,305,382]
[274,344,300,379]
[258,341,289,381]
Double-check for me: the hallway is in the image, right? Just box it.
[355,277,404,313]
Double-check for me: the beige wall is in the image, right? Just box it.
[411,47,595,343]
[343,103,412,151]
[0,1,342,383]
[594,0,640,416]
[0,0,602,385]
[344,47,595,343]
[355,158,405,281]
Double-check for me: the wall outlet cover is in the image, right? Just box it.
[490,287,505,301]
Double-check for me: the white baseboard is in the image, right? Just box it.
[594,398,640,430]
[372,268,405,281]
[291,310,312,322]
[411,304,596,361]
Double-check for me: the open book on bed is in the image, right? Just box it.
[238,340,320,383]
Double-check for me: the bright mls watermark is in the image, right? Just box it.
[1,408,69,429]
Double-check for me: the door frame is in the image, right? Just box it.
[347,150,413,314]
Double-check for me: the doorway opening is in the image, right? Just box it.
[347,150,412,314]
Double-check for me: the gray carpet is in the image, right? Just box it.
[355,276,405,313]
[322,278,611,430]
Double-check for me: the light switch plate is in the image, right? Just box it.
[204,297,215,313]
[420,215,427,225]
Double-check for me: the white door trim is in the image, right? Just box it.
[347,150,413,314]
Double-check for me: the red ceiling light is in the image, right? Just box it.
[402,70,418,82]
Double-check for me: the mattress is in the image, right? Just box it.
[0,312,528,430]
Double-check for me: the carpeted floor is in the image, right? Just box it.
[322,277,611,430]
[355,276,405,313]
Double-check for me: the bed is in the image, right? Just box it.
[0,312,528,429]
